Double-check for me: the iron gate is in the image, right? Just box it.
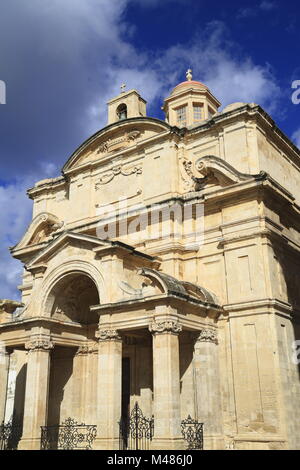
[0,418,22,450]
[40,417,97,450]
[181,415,204,450]
[119,402,154,450]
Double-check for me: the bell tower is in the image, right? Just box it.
[107,84,147,125]
[162,69,221,127]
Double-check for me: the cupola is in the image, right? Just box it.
[162,69,221,127]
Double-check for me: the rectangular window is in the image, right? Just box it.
[176,106,187,127]
[193,104,204,122]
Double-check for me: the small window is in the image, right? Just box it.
[176,105,187,127]
[117,103,127,120]
[193,104,204,123]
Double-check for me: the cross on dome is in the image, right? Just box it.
[186,69,192,81]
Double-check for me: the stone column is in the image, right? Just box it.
[18,336,53,450]
[193,328,223,449]
[95,329,122,450]
[0,347,9,423]
[150,319,185,450]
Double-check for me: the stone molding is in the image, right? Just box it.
[25,336,54,352]
[96,328,122,342]
[149,319,182,335]
[195,328,218,344]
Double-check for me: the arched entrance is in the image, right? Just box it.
[46,272,100,431]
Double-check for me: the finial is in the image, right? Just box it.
[120,83,126,93]
[186,69,192,81]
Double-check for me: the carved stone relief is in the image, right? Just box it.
[95,163,142,188]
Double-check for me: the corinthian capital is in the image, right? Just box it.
[149,319,182,335]
[96,328,121,342]
[25,336,54,352]
[196,328,218,344]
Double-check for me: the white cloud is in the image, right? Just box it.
[0,162,59,300]
[0,179,33,299]
[292,128,300,149]
[151,22,281,114]
[237,1,277,19]
[260,1,277,11]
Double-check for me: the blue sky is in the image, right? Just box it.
[0,0,299,299]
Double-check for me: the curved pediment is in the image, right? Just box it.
[62,117,170,173]
[138,268,221,307]
[181,154,266,192]
[13,212,63,251]
[195,155,265,186]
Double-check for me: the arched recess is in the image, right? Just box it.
[116,103,127,120]
[41,261,104,324]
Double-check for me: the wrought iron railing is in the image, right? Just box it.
[119,402,154,450]
[181,415,204,450]
[0,418,23,450]
[40,418,97,450]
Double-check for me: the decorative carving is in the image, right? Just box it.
[95,163,142,188]
[76,343,98,355]
[182,158,214,191]
[30,215,64,245]
[96,329,121,341]
[196,328,218,344]
[25,337,54,352]
[180,154,267,193]
[149,320,182,335]
[96,129,142,156]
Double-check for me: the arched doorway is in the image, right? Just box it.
[46,273,100,429]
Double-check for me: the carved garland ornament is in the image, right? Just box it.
[95,164,142,188]
[25,337,54,352]
[149,320,182,335]
[196,328,218,344]
[96,329,121,342]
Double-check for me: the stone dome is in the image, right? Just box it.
[170,80,208,96]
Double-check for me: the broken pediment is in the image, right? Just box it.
[63,118,169,173]
[12,212,64,253]
[180,154,266,192]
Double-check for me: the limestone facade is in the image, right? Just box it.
[1,71,300,450]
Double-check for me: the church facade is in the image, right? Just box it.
[1,71,300,450]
